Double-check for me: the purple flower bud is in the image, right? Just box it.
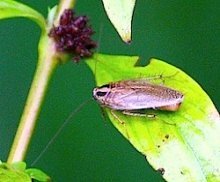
[49,9,97,62]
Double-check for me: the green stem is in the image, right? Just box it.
[7,0,76,163]
[7,36,58,163]
[55,0,76,25]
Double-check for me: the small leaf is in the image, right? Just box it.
[86,53,220,182]
[0,0,46,31]
[47,6,58,27]
[26,168,51,182]
[0,163,31,182]
[102,0,136,43]
[0,162,50,181]
[11,161,26,171]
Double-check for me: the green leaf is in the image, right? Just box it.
[86,53,220,182]
[26,168,51,182]
[0,163,31,182]
[0,0,46,31]
[0,162,50,182]
[11,161,26,171]
[102,0,136,43]
[47,5,58,28]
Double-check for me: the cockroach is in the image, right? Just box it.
[93,79,184,115]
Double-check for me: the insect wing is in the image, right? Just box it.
[101,80,184,110]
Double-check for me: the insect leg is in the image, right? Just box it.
[110,110,130,138]
[98,106,109,125]
[144,71,179,84]
[122,110,176,126]
[110,110,125,124]
[122,110,156,118]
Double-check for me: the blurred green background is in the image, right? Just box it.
[1,0,220,181]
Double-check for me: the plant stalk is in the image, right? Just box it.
[7,0,76,164]
[7,37,58,163]
[55,0,76,25]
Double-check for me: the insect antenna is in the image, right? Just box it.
[31,98,93,166]
[94,23,103,80]
[31,23,104,166]
[142,71,179,83]
[98,106,109,124]
[92,23,109,125]
[110,110,130,139]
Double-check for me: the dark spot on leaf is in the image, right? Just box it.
[165,134,169,139]
[157,145,160,148]
[157,168,165,175]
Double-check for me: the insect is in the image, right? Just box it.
[93,79,184,116]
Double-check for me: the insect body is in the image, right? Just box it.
[93,80,184,112]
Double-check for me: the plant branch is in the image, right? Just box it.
[7,36,58,163]
[55,0,76,25]
[7,0,76,163]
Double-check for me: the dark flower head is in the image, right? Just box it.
[49,9,97,62]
